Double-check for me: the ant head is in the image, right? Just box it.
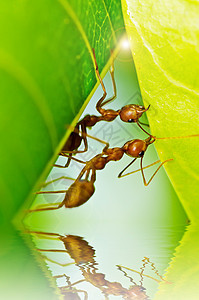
[119,104,149,123]
[122,139,148,158]
[128,285,147,298]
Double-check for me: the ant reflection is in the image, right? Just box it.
[54,274,88,300]
[27,231,168,299]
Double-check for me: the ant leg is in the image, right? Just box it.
[83,168,96,183]
[138,120,149,127]
[92,48,107,114]
[116,265,137,285]
[45,259,74,267]
[65,125,110,150]
[28,188,69,213]
[29,203,63,211]
[26,231,76,266]
[28,201,65,212]
[38,252,75,267]
[116,265,163,283]
[54,274,71,281]
[91,168,96,183]
[65,132,110,152]
[86,132,109,151]
[79,121,88,153]
[40,255,75,267]
[37,248,80,266]
[54,155,87,168]
[40,176,75,188]
[140,157,173,186]
[99,49,117,108]
[57,275,88,300]
[74,289,88,300]
[64,153,72,168]
[118,158,173,185]
[137,121,153,137]
[36,190,68,194]
[37,248,68,253]
[29,185,72,211]
[56,274,86,288]
[55,132,110,169]
[118,159,162,178]
[26,230,63,238]
[84,169,91,181]
[118,158,137,178]
[141,257,166,282]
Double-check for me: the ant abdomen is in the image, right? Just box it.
[64,180,95,208]
[119,104,148,123]
[122,139,148,158]
[61,131,82,153]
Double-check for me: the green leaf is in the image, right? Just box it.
[154,224,199,300]
[0,0,125,222]
[0,225,58,300]
[122,0,199,223]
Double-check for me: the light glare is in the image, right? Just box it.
[122,39,130,49]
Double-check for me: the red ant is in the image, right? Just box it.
[56,48,150,168]
[29,133,174,213]
[29,130,199,213]
[27,231,165,299]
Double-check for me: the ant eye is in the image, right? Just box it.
[139,151,145,157]
[128,119,134,123]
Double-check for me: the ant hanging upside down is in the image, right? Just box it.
[29,129,199,213]
[57,48,150,168]
[29,133,174,213]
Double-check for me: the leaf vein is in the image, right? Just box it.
[0,49,58,150]
[129,15,199,97]
[58,0,96,73]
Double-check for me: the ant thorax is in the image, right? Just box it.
[101,109,119,122]
[104,147,124,162]
[119,104,146,123]
[122,139,148,158]
[91,155,107,170]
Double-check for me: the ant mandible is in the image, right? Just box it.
[29,134,173,213]
[56,48,150,168]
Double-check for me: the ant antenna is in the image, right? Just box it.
[156,133,199,140]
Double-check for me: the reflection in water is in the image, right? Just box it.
[27,231,168,299]
[54,274,88,300]
[117,257,168,285]
[154,224,199,300]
